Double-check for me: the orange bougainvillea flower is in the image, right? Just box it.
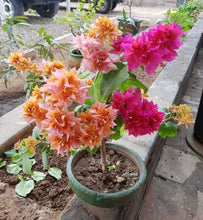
[169,104,194,128]
[9,50,37,72]
[14,139,22,151]
[14,136,37,154]
[23,96,48,128]
[41,68,90,107]
[91,102,117,137]
[24,136,38,154]
[84,79,93,86]
[32,86,44,99]
[42,108,84,154]
[78,102,117,149]
[41,60,65,75]
[88,16,122,41]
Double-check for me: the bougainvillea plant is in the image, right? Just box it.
[9,17,193,174]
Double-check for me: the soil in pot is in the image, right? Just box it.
[73,148,140,193]
[0,149,73,220]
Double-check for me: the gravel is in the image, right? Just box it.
[0,3,172,46]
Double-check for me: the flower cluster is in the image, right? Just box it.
[112,87,165,137]
[23,68,117,154]
[9,17,193,163]
[74,19,184,75]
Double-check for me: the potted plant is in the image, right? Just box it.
[54,0,102,69]
[9,17,193,209]
[118,9,142,36]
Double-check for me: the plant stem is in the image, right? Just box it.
[100,139,107,173]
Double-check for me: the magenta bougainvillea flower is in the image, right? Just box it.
[112,87,165,137]
[110,22,184,75]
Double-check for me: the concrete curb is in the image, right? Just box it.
[0,104,35,155]
[0,12,202,219]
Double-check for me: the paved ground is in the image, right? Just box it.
[139,43,203,220]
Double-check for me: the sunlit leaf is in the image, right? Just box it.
[158,121,177,138]
[15,179,35,197]
[31,171,46,182]
[100,63,128,98]
[48,167,62,180]
[6,164,22,175]
[4,149,17,158]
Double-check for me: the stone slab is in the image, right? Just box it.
[139,176,202,220]
[165,125,197,156]
[155,146,201,184]
[112,133,155,161]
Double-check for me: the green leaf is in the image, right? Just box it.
[110,115,126,140]
[6,164,22,175]
[120,73,148,93]
[15,179,35,197]
[38,27,45,36]
[0,160,6,168]
[86,146,98,154]
[159,107,168,114]
[31,171,46,182]
[12,153,24,165]
[71,149,78,156]
[32,128,41,139]
[31,159,36,165]
[48,53,54,61]
[89,74,102,101]
[42,48,47,58]
[107,165,115,171]
[4,149,17,158]
[18,41,25,46]
[158,121,177,138]
[48,167,62,180]
[22,155,33,175]
[122,9,126,20]
[100,63,128,98]
[41,151,48,171]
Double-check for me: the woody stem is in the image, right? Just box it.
[100,139,107,173]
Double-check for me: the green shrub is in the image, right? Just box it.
[163,1,201,31]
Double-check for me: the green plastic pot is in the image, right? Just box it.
[66,143,147,208]
[68,49,83,69]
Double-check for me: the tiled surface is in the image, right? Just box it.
[139,42,203,219]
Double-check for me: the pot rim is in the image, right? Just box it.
[67,143,147,199]
[69,49,83,59]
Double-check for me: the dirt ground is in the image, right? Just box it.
[0,4,174,220]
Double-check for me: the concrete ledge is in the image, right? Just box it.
[0,104,35,156]
[0,12,203,219]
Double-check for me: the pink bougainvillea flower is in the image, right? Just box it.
[110,34,134,55]
[110,37,125,55]
[73,34,104,57]
[112,87,165,137]
[148,22,184,62]
[80,49,117,73]
[112,87,142,119]
[121,22,184,75]
[124,99,165,137]
[122,32,162,75]
[41,68,90,106]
